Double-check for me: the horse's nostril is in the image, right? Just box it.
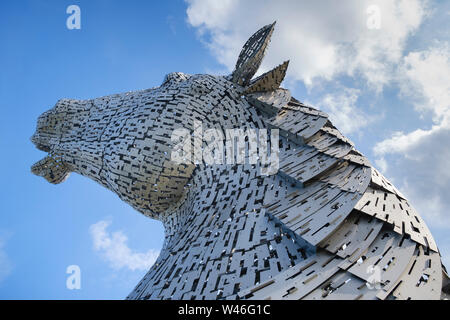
[36,144,51,153]
[30,134,51,152]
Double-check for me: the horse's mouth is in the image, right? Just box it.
[34,142,51,153]
[30,134,70,184]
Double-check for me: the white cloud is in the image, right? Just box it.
[374,126,438,156]
[374,44,450,228]
[89,220,160,271]
[398,43,450,122]
[312,88,377,135]
[374,157,388,173]
[185,0,428,90]
[0,236,12,284]
[374,123,450,228]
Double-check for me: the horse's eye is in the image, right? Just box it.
[162,72,189,86]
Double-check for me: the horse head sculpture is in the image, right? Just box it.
[31,22,449,300]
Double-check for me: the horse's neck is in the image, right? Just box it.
[129,165,315,299]
[160,164,261,248]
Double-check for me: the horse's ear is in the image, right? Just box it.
[231,22,276,86]
[244,60,289,94]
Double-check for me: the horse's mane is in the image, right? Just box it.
[236,82,444,298]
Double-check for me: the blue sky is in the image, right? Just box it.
[0,0,449,299]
